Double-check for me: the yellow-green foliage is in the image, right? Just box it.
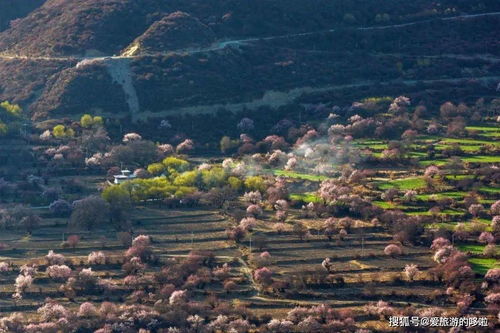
[116,177,196,201]
[104,157,246,202]
[80,114,104,128]
[147,157,190,177]
[201,167,227,188]
[0,101,22,117]
[0,121,7,136]
[359,96,392,112]
[174,170,200,187]
[52,125,75,138]
[147,163,165,176]
[102,184,131,207]
[228,176,243,191]
[162,157,189,175]
[244,176,266,192]
[80,114,93,128]
[361,96,392,104]
[93,116,103,126]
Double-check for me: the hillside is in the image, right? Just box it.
[28,14,500,121]
[0,0,45,32]
[0,0,498,122]
[1,0,499,57]
[123,12,216,56]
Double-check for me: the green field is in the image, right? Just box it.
[462,156,500,163]
[440,138,499,146]
[420,155,500,166]
[479,186,500,195]
[457,244,485,254]
[289,193,322,203]
[416,191,467,201]
[273,169,330,182]
[469,258,500,275]
[466,126,500,137]
[378,177,426,190]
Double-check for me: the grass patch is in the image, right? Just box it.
[416,191,467,201]
[408,209,463,216]
[273,170,329,182]
[425,222,455,230]
[464,125,500,138]
[466,126,500,133]
[441,138,499,146]
[378,177,426,190]
[408,152,427,158]
[355,142,388,150]
[462,156,500,163]
[457,244,485,254]
[444,175,474,180]
[420,155,500,166]
[479,187,500,195]
[372,201,407,209]
[420,159,447,166]
[289,193,321,203]
[469,258,500,275]
[435,144,482,152]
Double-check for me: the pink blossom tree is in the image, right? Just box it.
[246,204,263,217]
[46,250,65,265]
[122,132,142,142]
[88,251,106,265]
[243,191,262,204]
[46,265,72,281]
[77,302,98,318]
[254,267,273,286]
[169,289,187,305]
[490,200,500,215]
[468,204,484,217]
[176,139,194,154]
[384,244,402,257]
[239,217,257,231]
[403,264,419,281]
[478,231,495,244]
[430,237,451,251]
[13,274,32,299]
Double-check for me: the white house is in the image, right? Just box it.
[113,170,136,184]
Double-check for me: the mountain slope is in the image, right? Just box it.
[0,0,499,122]
[1,0,499,57]
[0,0,45,32]
[123,11,216,56]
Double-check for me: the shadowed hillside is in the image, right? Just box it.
[0,0,45,32]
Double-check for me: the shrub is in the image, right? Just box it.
[46,265,72,280]
[430,237,451,251]
[478,232,495,244]
[254,267,273,286]
[67,235,80,249]
[46,250,65,265]
[49,199,72,217]
[246,204,263,217]
[491,200,500,215]
[88,251,106,265]
[0,262,10,273]
[403,264,419,281]
[77,302,98,318]
[384,244,402,257]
